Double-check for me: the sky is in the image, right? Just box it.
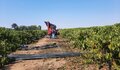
[0,0,120,29]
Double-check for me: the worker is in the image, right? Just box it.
[45,21,57,38]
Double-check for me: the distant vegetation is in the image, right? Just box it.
[0,25,46,67]
[60,23,120,69]
[11,23,41,30]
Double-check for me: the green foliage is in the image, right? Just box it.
[12,25,41,30]
[11,23,18,29]
[0,27,46,67]
[60,23,120,69]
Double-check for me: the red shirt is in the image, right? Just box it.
[48,27,52,35]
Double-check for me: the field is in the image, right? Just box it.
[0,23,120,70]
[59,23,120,69]
[0,28,46,67]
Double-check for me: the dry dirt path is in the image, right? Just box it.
[5,38,72,70]
[3,38,105,70]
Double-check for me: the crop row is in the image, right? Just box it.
[0,27,46,67]
[60,23,120,69]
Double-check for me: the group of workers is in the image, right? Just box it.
[45,21,58,39]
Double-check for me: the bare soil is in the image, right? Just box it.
[5,38,68,70]
[4,38,109,70]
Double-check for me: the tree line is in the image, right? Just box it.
[11,23,41,30]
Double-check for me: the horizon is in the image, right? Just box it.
[0,22,119,30]
[0,0,120,29]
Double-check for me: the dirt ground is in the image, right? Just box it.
[4,38,108,70]
[7,58,66,70]
[5,38,68,70]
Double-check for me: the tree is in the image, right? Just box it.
[28,25,37,30]
[19,26,28,30]
[28,25,41,30]
[38,25,41,30]
[11,23,18,30]
[114,23,120,27]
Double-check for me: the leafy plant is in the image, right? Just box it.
[60,23,120,69]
